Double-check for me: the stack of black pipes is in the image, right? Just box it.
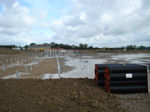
[94,64,106,86]
[94,64,148,93]
[94,64,122,86]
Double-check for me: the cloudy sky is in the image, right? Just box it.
[0,0,150,47]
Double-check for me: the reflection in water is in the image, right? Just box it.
[42,53,150,79]
[112,53,150,64]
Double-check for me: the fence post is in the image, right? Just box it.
[10,58,13,66]
[49,50,51,57]
[30,65,32,71]
[17,57,19,65]
[3,63,5,72]
[53,50,54,56]
[34,64,36,68]
[14,57,16,64]
[0,60,3,65]
[16,70,19,79]
[6,59,8,64]
[28,57,30,63]
[21,57,23,65]
[56,54,61,78]
[25,65,28,72]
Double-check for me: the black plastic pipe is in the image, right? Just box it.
[108,72,147,81]
[106,80,147,86]
[109,85,148,93]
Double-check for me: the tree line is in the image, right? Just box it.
[126,45,150,50]
[0,43,150,50]
[29,42,98,49]
[29,43,150,50]
[0,45,17,49]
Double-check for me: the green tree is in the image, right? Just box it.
[30,43,36,46]
[79,43,88,49]
[126,45,136,50]
[138,45,145,50]
[88,46,93,49]
[24,45,29,50]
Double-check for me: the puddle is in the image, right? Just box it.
[43,74,60,79]
[62,57,107,78]
[1,74,17,79]
[112,53,150,64]
[2,53,150,79]
[42,54,150,79]
[43,56,107,79]
[1,72,29,79]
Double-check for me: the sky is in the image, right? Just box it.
[0,0,150,47]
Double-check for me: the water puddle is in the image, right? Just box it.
[2,53,150,79]
[42,54,150,79]
[43,56,107,79]
[43,74,60,79]
[1,72,29,79]
[112,53,150,64]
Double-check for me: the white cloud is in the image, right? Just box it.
[0,0,35,35]
[0,0,150,47]
[49,0,150,47]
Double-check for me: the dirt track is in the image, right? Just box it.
[0,79,126,112]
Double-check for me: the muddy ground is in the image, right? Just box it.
[0,57,73,79]
[0,79,126,112]
[0,58,57,78]
[0,50,150,112]
[0,79,150,112]
[116,93,150,112]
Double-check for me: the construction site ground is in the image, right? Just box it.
[0,50,150,112]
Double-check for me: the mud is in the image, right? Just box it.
[0,79,126,112]
[116,93,150,112]
[0,51,150,112]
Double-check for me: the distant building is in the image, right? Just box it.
[28,44,51,51]
[12,47,21,50]
[123,48,127,51]
[52,48,67,53]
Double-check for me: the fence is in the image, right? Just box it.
[0,49,79,79]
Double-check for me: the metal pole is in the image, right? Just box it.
[3,63,5,72]
[11,58,13,66]
[16,70,19,79]
[17,57,19,65]
[21,57,23,65]
[25,65,28,72]
[56,54,61,78]
[6,59,8,63]
[0,60,2,65]
[30,65,32,71]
